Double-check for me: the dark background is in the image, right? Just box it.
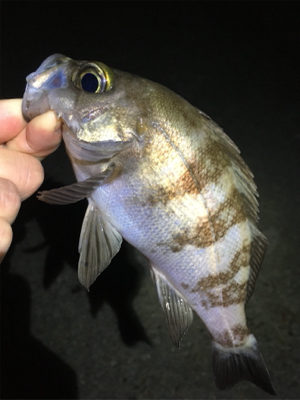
[1,2,299,399]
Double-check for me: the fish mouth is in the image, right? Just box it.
[22,54,71,122]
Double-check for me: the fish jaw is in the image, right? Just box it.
[22,54,87,138]
[22,54,72,121]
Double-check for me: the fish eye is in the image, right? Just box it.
[81,72,102,93]
[74,62,114,93]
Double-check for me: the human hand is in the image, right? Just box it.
[0,99,62,262]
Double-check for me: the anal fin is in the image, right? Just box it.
[152,268,193,347]
[78,201,122,290]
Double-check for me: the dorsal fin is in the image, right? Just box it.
[151,268,193,347]
[206,117,259,225]
[204,117,268,300]
[246,224,268,302]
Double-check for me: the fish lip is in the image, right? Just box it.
[22,86,50,122]
[22,54,72,122]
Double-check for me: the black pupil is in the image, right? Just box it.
[81,73,100,92]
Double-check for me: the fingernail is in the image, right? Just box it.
[54,119,62,134]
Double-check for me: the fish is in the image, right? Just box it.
[22,54,275,394]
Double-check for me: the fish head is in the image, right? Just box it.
[22,54,143,161]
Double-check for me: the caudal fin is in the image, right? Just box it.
[212,334,276,395]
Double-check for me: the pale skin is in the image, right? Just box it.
[0,99,62,262]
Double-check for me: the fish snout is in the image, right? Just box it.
[22,54,71,122]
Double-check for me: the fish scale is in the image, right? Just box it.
[22,54,275,395]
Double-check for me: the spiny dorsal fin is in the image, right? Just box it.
[206,117,259,225]
[151,268,193,347]
[204,117,268,301]
[78,201,122,290]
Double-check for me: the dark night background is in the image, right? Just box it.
[1,2,299,399]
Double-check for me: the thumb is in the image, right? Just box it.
[6,110,62,160]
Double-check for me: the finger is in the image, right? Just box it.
[6,110,62,160]
[0,178,20,263]
[0,178,21,224]
[0,99,26,143]
[0,218,13,263]
[0,149,44,200]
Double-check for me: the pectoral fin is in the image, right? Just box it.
[37,163,119,205]
[78,202,123,290]
[152,268,193,347]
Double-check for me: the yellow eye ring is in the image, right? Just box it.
[73,61,114,93]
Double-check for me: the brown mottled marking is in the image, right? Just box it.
[201,299,208,308]
[145,169,199,207]
[214,324,250,347]
[169,187,247,252]
[190,138,233,190]
[198,279,248,309]
[141,134,235,209]
[147,186,177,207]
[176,168,200,195]
[221,281,248,306]
[193,242,250,291]
[181,282,190,290]
[192,242,251,308]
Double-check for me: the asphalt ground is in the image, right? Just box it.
[1,3,299,399]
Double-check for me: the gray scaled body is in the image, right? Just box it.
[22,54,275,394]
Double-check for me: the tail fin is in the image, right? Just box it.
[212,334,276,395]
